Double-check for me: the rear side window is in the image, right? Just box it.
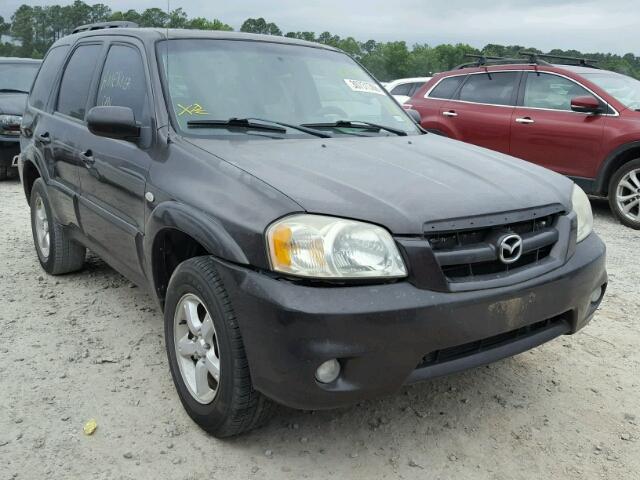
[428,76,464,99]
[390,83,412,96]
[458,72,519,106]
[57,44,102,120]
[29,45,69,110]
[408,82,426,95]
[523,72,592,111]
[95,45,150,126]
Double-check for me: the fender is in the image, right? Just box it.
[594,140,640,195]
[143,200,250,268]
[19,143,48,194]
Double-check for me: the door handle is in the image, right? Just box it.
[80,149,94,165]
[442,111,458,117]
[35,132,51,143]
[515,117,535,124]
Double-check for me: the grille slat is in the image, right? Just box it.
[415,315,566,370]
[426,214,559,283]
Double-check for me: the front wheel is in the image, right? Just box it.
[609,159,640,229]
[164,256,275,437]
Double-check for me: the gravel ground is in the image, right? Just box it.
[1,178,639,480]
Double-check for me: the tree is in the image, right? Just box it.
[10,5,35,57]
[138,7,169,27]
[187,17,233,31]
[240,17,282,36]
[0,15,10,36]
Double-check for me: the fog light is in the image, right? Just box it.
[315,359,341,384]
[590,286,603,304]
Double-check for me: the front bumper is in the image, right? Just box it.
[214,233,607,410]
[0,135,20,168]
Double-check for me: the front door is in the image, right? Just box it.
[510,72,607,178]
[77,41,153,281]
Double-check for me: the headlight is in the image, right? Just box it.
[572,184,593,242]
[0,114,22,135]
[266,214,407,279]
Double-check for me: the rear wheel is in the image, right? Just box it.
[609,159,640,230]
[30,179,86,274]
[164,256,275,437]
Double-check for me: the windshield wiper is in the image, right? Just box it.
[301,120,408,137]
[0,88,29,94]
[187,118,287,133]
[186,117,331,138]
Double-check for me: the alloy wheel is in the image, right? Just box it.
[173,293,221,404]
[34,194,50,259]
[616,168,640,222]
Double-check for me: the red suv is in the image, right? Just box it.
[407,55,640,229]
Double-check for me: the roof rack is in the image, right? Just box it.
[455,51,600,70]
[455,54,551,70]
[72,21,139,34]
[519,51,600,69]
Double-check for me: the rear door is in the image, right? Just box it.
[49,43,105,226]
[510,71,607,178]
[23,44,75,224]
[77,40,154,281]
[439,71,521,154]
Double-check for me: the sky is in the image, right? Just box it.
[1,0,638,55]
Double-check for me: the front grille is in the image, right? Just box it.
[426,213,559,282]
[415,315,567,370]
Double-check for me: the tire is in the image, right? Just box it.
[30,178,86,274]
[164,256,276,437]
[608,159,640,230]
[0,166,7,181]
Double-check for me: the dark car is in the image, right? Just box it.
[407,54,640,229]
[0,57,41,180]
[19,24,607,437]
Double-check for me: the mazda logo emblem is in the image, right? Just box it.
[498,234,523,264]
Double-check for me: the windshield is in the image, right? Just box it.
[157,39,419,137]
[0,63,40,93]
[582,72,640,110]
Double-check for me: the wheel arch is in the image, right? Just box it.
[145,201,249,306]
[595,141,640,196]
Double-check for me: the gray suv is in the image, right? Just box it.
[19,23,607,437]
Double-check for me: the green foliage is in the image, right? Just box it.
[240,17,281,36]
[2,4,640,81]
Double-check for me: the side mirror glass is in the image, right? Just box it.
[87,106,140,141]
[570,96,602,114]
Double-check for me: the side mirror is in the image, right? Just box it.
[405,108,422,124]
[570,96,602,114]
[87,106,140,141]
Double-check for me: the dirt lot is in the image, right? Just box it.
[0,178,638,480]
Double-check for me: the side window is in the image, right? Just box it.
[29,45,70,110]
[390,83,412,96]
[523,72,593,111]
[95,44,150,126]
[409,82,426,95]
[57,44,102,120]
[458,72,519,106]
[427,76,464,99]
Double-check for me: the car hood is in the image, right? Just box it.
[0,93,27,115]
[186,134,573,234]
